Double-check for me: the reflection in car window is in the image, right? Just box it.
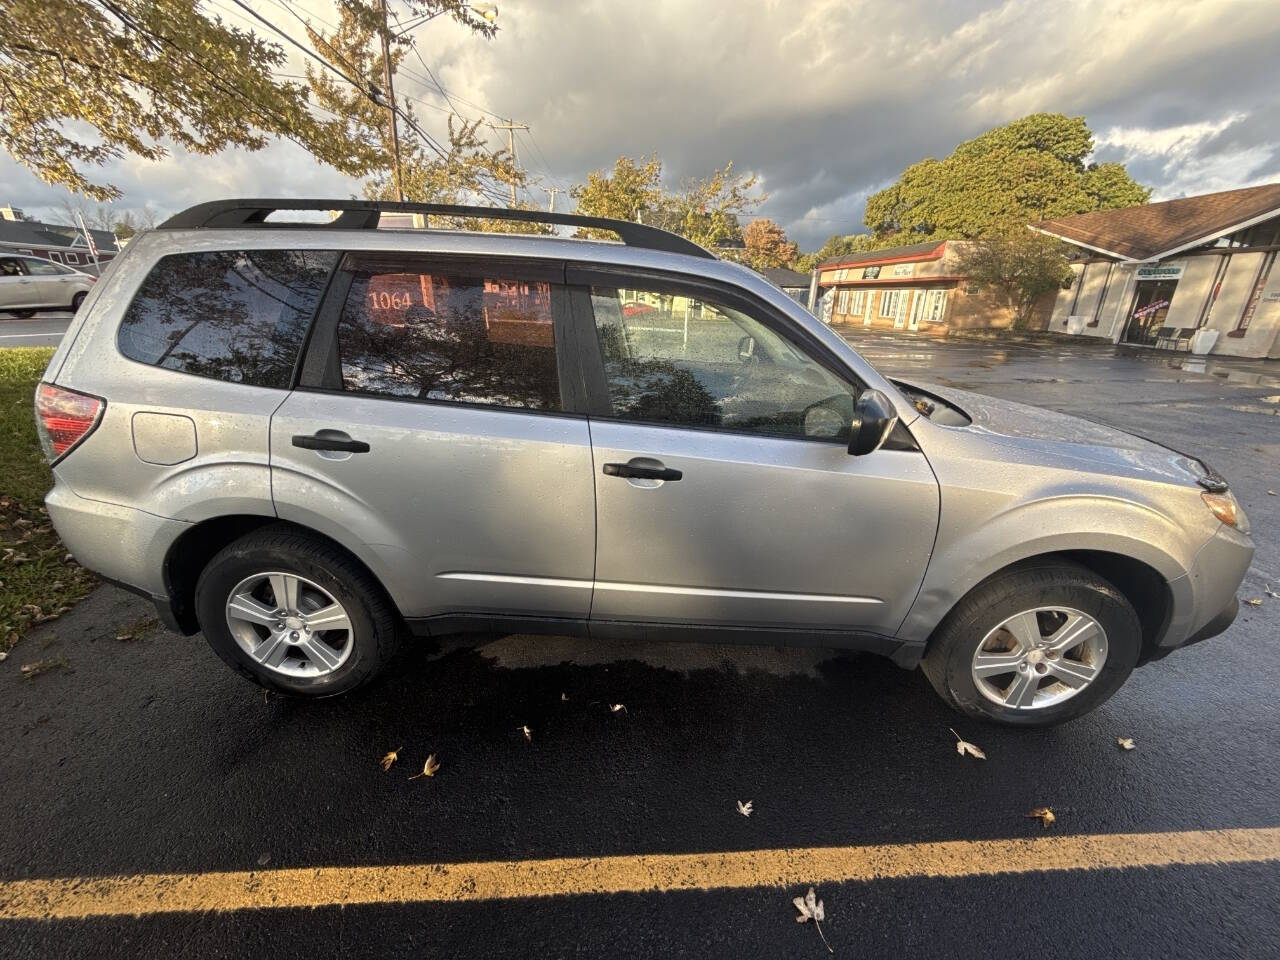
[590,287,857,440]
[335,260,562,411]
[118,250,338,388]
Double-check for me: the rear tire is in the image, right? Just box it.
[195,525,400,697]
[921,562,1141,727]
[71,291,87,312]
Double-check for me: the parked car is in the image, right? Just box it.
[0,254,95,317]
[35,200,1253,726]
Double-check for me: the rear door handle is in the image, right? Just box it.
[602,462,682,481]
[292,433,370,453]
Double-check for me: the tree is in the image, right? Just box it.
[740,218,800,270]
[954,231,1074,329]
[571,155,763,249]
[304,4,522,217]
[863,113,1150,245]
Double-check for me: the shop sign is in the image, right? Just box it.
[890,263,913,277]
[1135,265,1182,281]
[1133,299,1170,318]
[861,265,881,279]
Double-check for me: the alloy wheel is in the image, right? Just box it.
[970,606,1108,710]
[224,571,354,678]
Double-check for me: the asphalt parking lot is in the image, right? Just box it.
[2,328,1279,958]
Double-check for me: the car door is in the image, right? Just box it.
[0,256,33,308]
[577,272,939,637]
[270,253,597,630]
[20,257,72,307]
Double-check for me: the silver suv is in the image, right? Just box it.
[35,200,1253,726]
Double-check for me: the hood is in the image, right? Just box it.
[899,380,1217,489]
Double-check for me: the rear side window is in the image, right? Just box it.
[118,250,337,388]
[334,258,562,411]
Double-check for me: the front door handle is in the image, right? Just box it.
[602,461,682,481]
[292,433,370,453]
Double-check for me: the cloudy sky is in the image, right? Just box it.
[5,0,1280,248]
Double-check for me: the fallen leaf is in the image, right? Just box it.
[1026,807,1056,828]
[792,887,833,953]
[380,747,402,772]
[1265,586,1280,600]
[0,651,7,662]
[1268,490,1276,496]
[19,656,70,680]
[560,692,568,702]
[737,800,753,817]
[950,727,986,760]
[409,754,441,780]
[518,725,532,742]
[1243,597,1263,607]
[610,703,628,714]
[256,853,271,866]
[1117,737,1136,751]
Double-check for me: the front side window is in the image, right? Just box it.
[23,259,63,276]
[591,285,858,441]
[334,258,562,411]
[0,257,25,277]
[118,249,337,388]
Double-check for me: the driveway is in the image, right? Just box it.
[2,330,1278,958]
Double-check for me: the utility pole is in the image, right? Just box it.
[542,185,562,213]
[488,118,529,205]
[378,0,404,202]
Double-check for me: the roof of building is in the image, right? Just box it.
[817,240,946,270]
[0,217,119,252]
[757,266,811,288]
[1033,182,1280,261]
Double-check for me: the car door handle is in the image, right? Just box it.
[292,433,370,453]
[602,462,682,481]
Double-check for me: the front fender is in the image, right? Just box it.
[897,492,1201,647]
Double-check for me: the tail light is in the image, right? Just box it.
[34,382,104,463]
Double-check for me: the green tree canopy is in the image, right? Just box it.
[954,231,1074,329]
[862,113,1149,245]
[572,155,763,249]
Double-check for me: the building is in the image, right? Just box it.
[810,240,1017,332]
[1033,183,1280,358]
[0,207,119,274]
[755,266,811,304]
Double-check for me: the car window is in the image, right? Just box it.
[118,249,338,388]
[23,259,64,276]
[590,286,858,440]
[0,257,26,277]
[334,258,563,412]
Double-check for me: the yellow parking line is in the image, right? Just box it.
[3,827,1279,920]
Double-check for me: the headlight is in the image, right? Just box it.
[1202,491,1250,534]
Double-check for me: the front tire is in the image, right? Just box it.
[921,562,1141,727]
[71,291,87,312]
[195,525,400,696]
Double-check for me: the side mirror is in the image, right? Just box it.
[848,389,898,456]
[737,335,756,362]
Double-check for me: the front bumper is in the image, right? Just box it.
[1152,522,1253,658]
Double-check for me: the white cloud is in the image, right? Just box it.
[5,0,1279,247]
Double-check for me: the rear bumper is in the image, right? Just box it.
[45,481,190,619]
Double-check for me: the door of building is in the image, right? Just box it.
[1123,279,1178,345]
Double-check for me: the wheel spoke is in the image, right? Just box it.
[251,631,291,668]
[269,574,300,612]
[1002,611,1042,653]
[973,651,1024,678]
[1045,613,1098,654]
[1003,670,1040,707]
[306,603,351,634]
[1049,657,1099,688]
[227,593,278,628]
[298,636,343,671]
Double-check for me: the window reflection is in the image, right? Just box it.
[118,250,337,388]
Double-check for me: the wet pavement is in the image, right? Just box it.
[2,330,1278,958]
[0,313,74,348]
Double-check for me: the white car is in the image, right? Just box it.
[0,254,96,317]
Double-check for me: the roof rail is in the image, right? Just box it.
[157,199,715,260]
